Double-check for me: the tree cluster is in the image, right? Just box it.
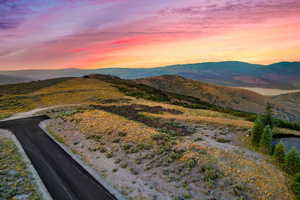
[251,104,300,176]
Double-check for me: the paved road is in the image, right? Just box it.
[0,116,117,200]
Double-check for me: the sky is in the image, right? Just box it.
[0,0,300,70]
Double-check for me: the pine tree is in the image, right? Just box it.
[259,125,273,154]
[285,147,300,175]
[251,115,264,147]
[261,103,274,129]
[293,173,300,200]
[273,142,286,165]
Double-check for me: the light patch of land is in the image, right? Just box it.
[239,87,300,96]
[44,101,294,200]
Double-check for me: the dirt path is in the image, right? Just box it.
[1,104,82,121]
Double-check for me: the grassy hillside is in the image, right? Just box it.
[0,77,124,119]
[136,75,300,123]
[1,74,299,199]
[1,74,299,130]
[136,75,268,112]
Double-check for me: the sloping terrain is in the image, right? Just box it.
[273,92,300,122]
[1,74,299,200]
[44,99,294,200]
[1,61,300,89]
[0,77,124,119]
[136,75,300,122]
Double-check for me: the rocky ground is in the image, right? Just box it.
[44,101,294,200]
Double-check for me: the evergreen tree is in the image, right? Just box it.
[259,125,273,154]
[285,147,300,175]
[261,103,274,129]
[251,115,264,146]
[273,142,286,165]
[293,173,300,200]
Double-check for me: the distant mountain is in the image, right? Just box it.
[0,74,32,85]
[1,61,299,88]
[136,75,300,122]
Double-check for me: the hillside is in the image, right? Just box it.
[1,74,299,200]
[1,61,300,89]
[0,74,32,85]
[273,92,300,121]
[1,74,299,123]
[136,75,300,122]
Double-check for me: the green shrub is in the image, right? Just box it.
[120,163,128,168]
[293,173,300,200]
[273,142,286,165]
[284,147,300,175]
[251,116,264,146]
[114,158,122,164]
[118,132,127,137]
[112,168,118,173]
[99,147,107,153]
[122,144,132,150]
[216,137,231,143]
[261,103,274,129]
[105,152,113,158]
[200,165,222,183]
[186,158,197,168]
[112,138,121,143]
[259,125,273,154]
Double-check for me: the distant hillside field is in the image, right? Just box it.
[1,61,300,89]
[136,75,300,122]
[1,74,300,126]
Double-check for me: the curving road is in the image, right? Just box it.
[0,116,117,200]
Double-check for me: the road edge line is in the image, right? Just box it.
[39,120,127,200]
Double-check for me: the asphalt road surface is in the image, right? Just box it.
[0,116,117,200]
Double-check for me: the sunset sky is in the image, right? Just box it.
[0,0,300,70]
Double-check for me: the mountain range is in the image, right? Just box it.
[1,61,300,89]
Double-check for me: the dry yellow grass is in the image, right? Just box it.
[211,146,293,200]
[129,99,255,127]
[143,112,253,128]
[30,78,124,106]
[178,142,294,200]
[0,78,125,118]
[72,110,158,144]
[132,99,243,119]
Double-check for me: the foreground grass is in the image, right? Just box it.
[0,137,41,200]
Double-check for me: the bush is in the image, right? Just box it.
[293,173,300,200]
[273,142,286,165]
[112,138,121,143]
[251,116,264,146]
[284,147,300,175]
[105,152,113,158]
[186,158,197,168]
[118,132,127,137]
[259,125,273,154]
